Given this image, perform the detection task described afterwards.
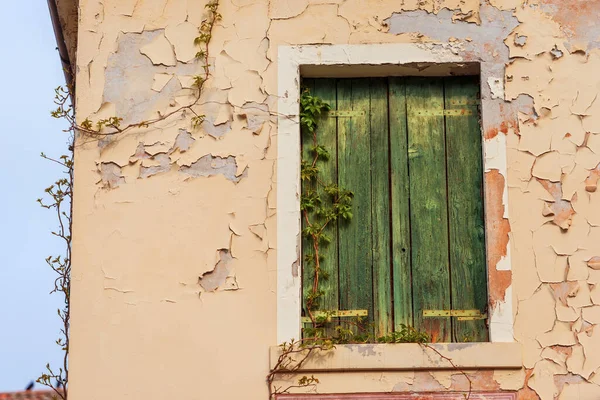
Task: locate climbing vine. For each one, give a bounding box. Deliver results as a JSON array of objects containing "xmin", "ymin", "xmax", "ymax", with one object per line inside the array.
[
  {"xmin": 36, "ymin": 85, "xmax": 73, "ymax": 400},
  {"xmin": 299, "ymin": 89, "xmax": 353, "ymax": 332},
  {"xmin": 37, "ymin": 2, "xmax": 221, "ymax": 398}
]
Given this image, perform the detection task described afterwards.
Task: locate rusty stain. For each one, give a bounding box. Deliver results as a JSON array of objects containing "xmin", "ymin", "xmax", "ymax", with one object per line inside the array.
[
  {"xmin": 539, "ymin": 0, "xmax": 600, "ymax": 43},
  {"xmin": 513, "ymin": 369, "xmax": 540, "ymax": 400},
  {"xmin": 517, "ymin": 369, "xmax": 540, "ymax": 400},
  {"xmin": 423, "ymin": 319, "xmax": 442, "ymax": 343},
  {"xmin": 485, "ymin": 170, "xmax": 510, "ymax": 269},
  {"xmin": 485, "ymin": 117, "xmax": 518, "ymax": 140},
  {"xmin": 485, "ymin": 126, "xmax": 500, "ymax": 140},
  {"xmin": 450, "ymin": 370, "xmax": 500, "ymax": 391},
  {"xmin": 489, "ymin": 269, "xmax": 512, "ymax": 309},
  {"xmin": 484, "ymin": 169, "xmax": 512, "ymax": 308},
  {"xmin": 549, "ymin": 345, "xmax": 573, "ymax": 358}
]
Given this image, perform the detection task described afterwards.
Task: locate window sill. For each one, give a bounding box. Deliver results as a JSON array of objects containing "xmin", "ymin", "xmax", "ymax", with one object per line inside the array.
[{"xmin": 269, "ymin": 342, "xmax": 522, "ymax": 372}]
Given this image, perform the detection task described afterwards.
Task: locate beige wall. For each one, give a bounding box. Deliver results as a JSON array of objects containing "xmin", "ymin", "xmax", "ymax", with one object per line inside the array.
[{"xmin": 69, "ymin": 0, "xmax": 600, "ymax": 399}]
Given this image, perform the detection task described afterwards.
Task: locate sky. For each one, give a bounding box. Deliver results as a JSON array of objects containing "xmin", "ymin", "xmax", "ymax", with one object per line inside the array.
[{"xmin": 0, "ymin": 1, "xmax": 70, "ymax": 392}]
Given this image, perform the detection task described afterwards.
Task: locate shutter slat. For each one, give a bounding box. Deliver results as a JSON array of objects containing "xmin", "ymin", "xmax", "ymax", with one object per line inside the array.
[
  {"xmin": 444, "ymin": 76, "xmax": 488, "ymax": 342},
  {"xmin": 370, "ymin": 78, "xmax": 393, "ymax": 335},
  {"xmin": 406, "ymin": 78, "xmax": 451, "ymax": 343},
  {"xmin": 338, "ymin": 79, "xmax": 374, "ymax": 333},
  {"xmin": 388, "ymin": 78, "xmax": 413, "ymax": 330},
  {"xmin": 313, "ymin": 79, "xmax": 340, "ymax": 337}
]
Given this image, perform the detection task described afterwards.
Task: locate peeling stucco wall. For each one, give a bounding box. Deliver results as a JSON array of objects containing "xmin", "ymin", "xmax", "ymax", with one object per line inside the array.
[{"xmin": 67, "ymin": 0, "xmax": 600, "ymax": 399}]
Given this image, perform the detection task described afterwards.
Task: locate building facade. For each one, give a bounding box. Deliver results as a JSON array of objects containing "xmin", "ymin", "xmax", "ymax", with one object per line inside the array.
[{"xmin": 50, "ymin": 0, "xmax": 600, "ymax": 399}]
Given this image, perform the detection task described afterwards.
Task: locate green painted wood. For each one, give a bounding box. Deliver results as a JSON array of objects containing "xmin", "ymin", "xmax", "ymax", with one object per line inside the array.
[
  {"xmin": 388, "ymin": 77, "xmax": 413, "ymax": 331},
  {"xmin": 406, "ymin": 78, "xmax": 451, "ymax": 343},
  {"xmin": 304, "ymin": 76, "xmax": 487, "ymax": 343},
  {"xmin": 300, "ymin": 79, "xmax": 340, "ymax": 336},
  {"xmin": 313, "ymin": 79, "xmax": 340, "ymax": 336},
  {"xmin": 370, "ymin": 78, "xmax": 392, "ymax": 335},
  {"xmin": 337, "ymin": 79, "xmax": 374, "ymax": 332},
  {"xmin": 444, "ymin": 76, "xmax": 488, "ymax": 342}
]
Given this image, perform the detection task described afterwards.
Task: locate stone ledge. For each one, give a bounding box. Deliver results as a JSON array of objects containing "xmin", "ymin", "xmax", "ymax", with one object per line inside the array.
[
  {"xmin": 270, "ymin": 342, "xmax": 522, "ymax": 372},
  {"xmin": 276, "ymin": 393, "xmax": 516, "ymax": 399}
]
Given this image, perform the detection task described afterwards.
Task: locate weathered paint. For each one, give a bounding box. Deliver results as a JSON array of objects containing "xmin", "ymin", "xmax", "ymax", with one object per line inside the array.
[{"xmin": 49, "ymin": 0, "xmax": 600, "ymax": 398}]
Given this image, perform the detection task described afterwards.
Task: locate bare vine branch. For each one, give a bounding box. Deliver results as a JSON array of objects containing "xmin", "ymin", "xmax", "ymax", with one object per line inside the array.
[
  {"xmin": 420, "ymin": 343, "xmax": 473, "ymax": 400},
  {"xmin": 36, "ymin": 115, "xmax": 73, "ymax": 400},
  {"xmin": 37, "ymin": 3, "xmax": 222, "ymax": 398},
  {"xmin": 267, "ymin": 338, "xmax": 333, "ymax": 399}
]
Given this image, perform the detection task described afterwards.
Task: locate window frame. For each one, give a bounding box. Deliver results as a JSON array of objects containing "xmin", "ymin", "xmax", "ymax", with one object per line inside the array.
[{"xmin": 276, "ymin": 44, "xmax": 515, "ymax": 345}]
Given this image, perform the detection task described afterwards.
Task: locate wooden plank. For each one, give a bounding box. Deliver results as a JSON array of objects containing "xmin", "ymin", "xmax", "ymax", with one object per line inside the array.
[
  {"xmin": 388, "ymin": 77, "xmax": 413, "ymax": 331},
  {"xmin": 444, "ymin": 76, "xmax": 488, "ymax": 342},
  {"xmin": 406, "ymin": 78, "xmax": 451, "ymax": 342},
  {"xmin": 312, "ymin": 79, "xmax": 340, "ymax": 336},
  {"xmin": 370, "ymin": 78, "xmax": 392, "ymax": 335},
  {"xmin": 337, "ymin": 79, "xmax": 374, "ymax": 333},
  {"xmin": 300, "ymin": 79, "xmax": 339, "ymax": 337}
]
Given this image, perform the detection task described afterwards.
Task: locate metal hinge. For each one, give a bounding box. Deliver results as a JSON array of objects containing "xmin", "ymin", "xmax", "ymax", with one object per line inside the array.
[
  {"xmin": 328, "ymin": 110, "xmax": 366, "ymax": 118},
  {"xmin": 411, "ymin": 109, "xmax": 475, "ymax": 117},
  {"xmin": 423, "ymin": 309, "xmax": 487, "ymax": 321},
  {"xmin": 301, "ymin": 309, "xmax": 368, "ymax": 323}
]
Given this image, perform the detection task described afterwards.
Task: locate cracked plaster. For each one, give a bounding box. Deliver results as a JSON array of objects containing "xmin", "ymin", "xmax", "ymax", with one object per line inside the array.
[{"xmin": 68, "ymin": 0, "xmax": 600, "ymax": 399}]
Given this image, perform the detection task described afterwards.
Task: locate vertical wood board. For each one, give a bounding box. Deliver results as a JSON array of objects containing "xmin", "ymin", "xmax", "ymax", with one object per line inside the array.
[
  {"xmin": 444, "ymin": 76, "xmax": 488, "ymax": 342},
  {"xmin": 337, "ymin": 79, "xmax": 375, "ymax": 330},
  {"xmin": 406, "ymin": 78, "xmax": 451, "ymax": 342},
  {"xmin": 388, "ymin": 77, "xmax": 413, "ymax": 330},
  {"xmin": 370, "ymin": 78, "xmax": 392, "ymax": 335}
]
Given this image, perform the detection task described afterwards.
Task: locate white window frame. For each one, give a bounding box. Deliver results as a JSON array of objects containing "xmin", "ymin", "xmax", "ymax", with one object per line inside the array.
[{"xmin": 276, "ymin": 44, "xmax": 514, "ymax": 344}]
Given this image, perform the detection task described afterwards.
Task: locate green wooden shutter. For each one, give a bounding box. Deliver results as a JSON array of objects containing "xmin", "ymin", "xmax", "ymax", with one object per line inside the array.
[{"xmin": 301, "ymin": 76, "xmax": 487, "ymax": 342}]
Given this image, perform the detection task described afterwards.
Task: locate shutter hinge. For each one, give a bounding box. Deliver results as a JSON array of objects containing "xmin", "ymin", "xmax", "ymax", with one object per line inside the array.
[
  {"xmin": 423, "ymin": 309, "xmax": 487, "ymax": 321},
  {"xmin": 301, "ymin": 309, "xmax": 368, "ymax": 323},
  {"xmin": 328, "ymin": 110, "xmax": 366, "ymax": 118},
  {"xmin": 411, "ymin": 109, "xmax": 475, "ymax": 117}
]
